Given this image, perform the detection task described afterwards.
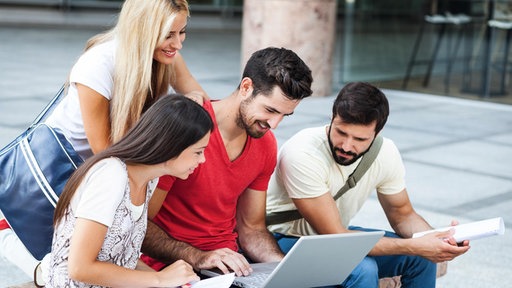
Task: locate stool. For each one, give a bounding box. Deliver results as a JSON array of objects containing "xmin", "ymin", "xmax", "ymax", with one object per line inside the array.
[
  {"xmin": 403, "ymin": 12, "xmax": 471, "ymax": 93},
  {"xmin": 484, "ymin": 19, "xmax": 512, "ymax": 97}
]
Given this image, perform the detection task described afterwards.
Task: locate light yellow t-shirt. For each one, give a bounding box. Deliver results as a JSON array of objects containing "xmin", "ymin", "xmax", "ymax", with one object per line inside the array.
[{"xmin": 266, "ymin": 126, "xmax": 405, "ymax": 236}]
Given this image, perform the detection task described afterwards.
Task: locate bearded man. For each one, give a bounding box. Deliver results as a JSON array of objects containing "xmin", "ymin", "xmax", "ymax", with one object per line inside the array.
[{"xmin": 265, "ymin": 82, "xmax": 470, "ymax": 288}]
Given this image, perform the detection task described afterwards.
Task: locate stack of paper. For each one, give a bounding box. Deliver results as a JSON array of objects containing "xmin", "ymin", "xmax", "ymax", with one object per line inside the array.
[
  {"xmin": 190, "ymin": 272, "xmax": 235, "ymax": 288},
  {"xmin": 412, "ymin": 217, "xmax": 505, "ymax": 242}
]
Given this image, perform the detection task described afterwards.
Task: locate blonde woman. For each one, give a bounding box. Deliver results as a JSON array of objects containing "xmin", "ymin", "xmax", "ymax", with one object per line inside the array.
[
  {"xmin": 0, "ymin": 0, "xmax": 206, "ymax": 284},
  {"xmin": 47, "ymin": 0, "xmax": 205, "ymax": 159}
]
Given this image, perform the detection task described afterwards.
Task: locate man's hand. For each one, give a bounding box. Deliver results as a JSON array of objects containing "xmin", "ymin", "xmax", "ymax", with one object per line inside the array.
[
  {"xmin": 194, "ymin": 248, "xmax": 253, "ymax": 277},
  {"xmin": 413, "ymin": 229, "xmax": 470, "ymax": 263}
]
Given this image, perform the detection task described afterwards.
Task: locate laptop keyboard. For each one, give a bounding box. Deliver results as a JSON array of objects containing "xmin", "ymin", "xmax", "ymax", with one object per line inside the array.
[{"xmin": 234, "ymin": 272, "xmax": 269, "ymax": 288}]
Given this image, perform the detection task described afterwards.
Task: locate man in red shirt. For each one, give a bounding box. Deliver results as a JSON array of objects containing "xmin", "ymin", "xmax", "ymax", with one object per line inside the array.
[{"xmin": 140, "ymin": 47, "xmax": 313, "ymax": 276}]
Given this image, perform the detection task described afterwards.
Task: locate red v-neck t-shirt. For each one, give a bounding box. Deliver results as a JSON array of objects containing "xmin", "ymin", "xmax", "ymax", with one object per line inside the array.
[{"xmin": 143, "ymin": 100, "xmax": 277, "ymax": 270}]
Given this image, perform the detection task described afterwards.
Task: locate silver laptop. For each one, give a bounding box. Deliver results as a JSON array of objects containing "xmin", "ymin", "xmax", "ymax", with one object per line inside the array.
[{"xmin": 201, "ymin": 231, "xmax": 384, "ymax": 288}]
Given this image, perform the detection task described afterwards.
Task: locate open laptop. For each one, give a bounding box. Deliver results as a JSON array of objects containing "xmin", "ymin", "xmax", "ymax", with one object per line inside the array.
[{"xmin": 201, "ymin": 231, "xmax": 384, "ymax": 288}]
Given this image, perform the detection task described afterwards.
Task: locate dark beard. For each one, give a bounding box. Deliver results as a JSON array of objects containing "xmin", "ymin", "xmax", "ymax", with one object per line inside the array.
[
  {"xmin": 235, "ymin": 99, "xmax": 269, "ymax": 139},
  {"xmin": 327, "ymin": 125, "xmax": 365, "ymax": 166}
]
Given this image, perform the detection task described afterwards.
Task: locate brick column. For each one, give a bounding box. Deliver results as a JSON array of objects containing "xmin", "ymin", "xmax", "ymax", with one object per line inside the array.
[{"xmin": 242, "ymin": 0, "xmax": 338, "ymax": 97}]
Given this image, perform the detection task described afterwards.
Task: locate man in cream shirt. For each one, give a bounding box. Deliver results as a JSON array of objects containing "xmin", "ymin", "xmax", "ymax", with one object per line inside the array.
[{"xmin": 266, "ymin": 82, "xmax": 470, "ymax": 288}]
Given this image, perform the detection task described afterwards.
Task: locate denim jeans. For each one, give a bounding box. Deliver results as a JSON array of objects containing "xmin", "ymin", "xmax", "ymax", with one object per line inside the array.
[{"xmin": 274, "ymin": 226, "xmax": 436, "ymax": 288}]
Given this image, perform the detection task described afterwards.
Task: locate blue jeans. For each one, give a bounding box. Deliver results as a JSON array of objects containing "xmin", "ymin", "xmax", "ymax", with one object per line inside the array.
[{"xmin": 274, "ymin": 227, "xmax": 436, "ymax": 288}]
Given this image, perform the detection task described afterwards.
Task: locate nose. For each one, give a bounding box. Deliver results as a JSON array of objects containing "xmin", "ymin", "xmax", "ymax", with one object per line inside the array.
[
  {"xmin": 172, "ymin": 36, "xmax": 183, "ymax": 50},
  {"xmin": 198, "ymin": 153, "xmax": 206, "ymax": 164},
  {"xmin": 173, "ymin": 37, "xmax": 183, "ymax": 50},
  {"xmin": 341, "ymin": 137, "xmax": 354, "ymax": 152},
  {"xmin": 267, "ymin": 114, "xmax": 285, "ymax": 129}
]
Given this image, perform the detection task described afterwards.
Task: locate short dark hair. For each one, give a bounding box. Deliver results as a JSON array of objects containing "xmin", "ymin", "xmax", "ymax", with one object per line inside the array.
[
  {"xmin": 332, "ymin": 82, "xmax": 389, "ymax": 134},
  {"xmin": 241, "ymin": 47, "xmax": 313, "ymax": 100}
]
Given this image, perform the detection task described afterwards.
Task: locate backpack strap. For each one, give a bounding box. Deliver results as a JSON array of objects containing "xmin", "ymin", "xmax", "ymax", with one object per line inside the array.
[
  {"xmin": 266, "ymin": 135, "xmax": 383, "ymax": 226},
  {"xmin": 30, "ymin": 84, "xmax": 67, "ymax": 128}
]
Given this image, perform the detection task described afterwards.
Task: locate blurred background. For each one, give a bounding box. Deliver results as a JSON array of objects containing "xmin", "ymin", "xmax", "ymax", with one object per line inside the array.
[
  {"xmin": 1, "ymin": 0, "xmax": 512, "ymax": 104},
  {"xmin": 0, "ymin": 0, "xmax": 511, "ymax": 287}
]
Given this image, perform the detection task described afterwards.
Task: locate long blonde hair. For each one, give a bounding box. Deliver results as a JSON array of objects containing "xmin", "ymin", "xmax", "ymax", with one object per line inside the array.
[{"xmin": 84, "ymin": 0, "xmax": 190, "ymax": 142}]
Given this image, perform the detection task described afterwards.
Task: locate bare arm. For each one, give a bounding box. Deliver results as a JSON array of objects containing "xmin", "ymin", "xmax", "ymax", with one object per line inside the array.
[
  {"xmin": 171, "ymin": 52, "xmax": 209, "ymax": 103},
  {"xmin": 143, "ymin": 188, "xmax": 252, "ymax": 276},
  {"xmin": 76, "ymin": 83, "xmax": 111, "ymax": 154},
  {"xmin": 292, "ymin": 188, "xmax": 470, "ymax": 262},
  {"xmin": 292, "ymin": 192, "xmax": 349, "ymax": 234},
  {"xmin": 372, "ymin": 189, "xmax": 470, "ymax": 262},
  {"xmin": 378, "ymin": 188, "xmax": 432, "ymax": 238},
  {"xmin": 144, "ymin": 187, "xmax": 201, "ymax": 266},
  {"xmin": 68, "ymin": 218, "xmax": 198, "ymax": 287},
  {"xmin": 236, "ymin": 188, "xmax": 284, "ymax": 263}
]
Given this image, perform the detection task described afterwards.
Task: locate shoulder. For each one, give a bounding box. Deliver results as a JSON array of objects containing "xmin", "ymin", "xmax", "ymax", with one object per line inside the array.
[
  {"xmin": 279, "ymin": 126, "xmax": 329, "ymax": 163},
  {"xmin": 87, "ymin": 157, "xmax": 127, "ymax": 184},
  {"xmin": 77, "ymin": 40, "xmax": 115, "ymax": 63},
  {"xmin": 277, "ymin": 127, "xmax": 332, "ymax": 179},
  {"xmin": 286, "ymin": 126, "xmax": 326, "ymax": 146},
  {"xmin": 70, "ymin": 40, "xmax": 115, "ymax": 97},
  {"xmin": 376, "ymin": 137, "xmax": 402, "ymax": 163},
  {"xmin": 94, "ymin": 157, "xmax": 125, "ymax": 171},
  {"xmin": 371, "ymin": 137, "xmax": 406, "ymax": 194}
]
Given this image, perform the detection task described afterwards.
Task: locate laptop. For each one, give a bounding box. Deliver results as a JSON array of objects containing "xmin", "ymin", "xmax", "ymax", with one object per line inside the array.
[{"xmin": 201, "ymin": 231, "xmax": 384, "ymax": 288}]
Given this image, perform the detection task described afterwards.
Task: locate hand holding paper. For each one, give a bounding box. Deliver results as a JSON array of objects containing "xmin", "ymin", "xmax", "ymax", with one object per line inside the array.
[{"xmin": 413, "ymin": 217, "xmax": 505, "ymax": 242}]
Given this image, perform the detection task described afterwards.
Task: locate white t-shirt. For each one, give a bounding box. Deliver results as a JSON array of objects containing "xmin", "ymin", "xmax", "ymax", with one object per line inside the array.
[
  {"xmin": 266, "ymin": 126, "xmax": 405, "ymax": 237},
  {"xmin": 45, "ymin": 40, "xmax": 116, "ymax": 160},
  {"xmin": 46, "ymin": 157, "xmax": 158, "ymax": 287}
]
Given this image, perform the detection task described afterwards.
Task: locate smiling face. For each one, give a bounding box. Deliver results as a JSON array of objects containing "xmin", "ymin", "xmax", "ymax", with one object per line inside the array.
[
  {"xmin": 164, "ymin": 132, "xmax": 210, "ymax": 179},
  {"xmin": 153, "ymin": 11, "xmax": 188, "ymax": 65},
  {"xmin": 327, "ymin": 116, "xmax": 376, "ymax": 166},
  {"xmin": 236, "ymin": 83, "xmax": 299, "ymax": 138}
]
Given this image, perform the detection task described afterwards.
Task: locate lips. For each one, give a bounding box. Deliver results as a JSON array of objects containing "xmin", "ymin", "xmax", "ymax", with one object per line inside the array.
[
  {"xmin": 257, "ymin": 121, "xmax": 270, "ymax": 131},
  {"xmin": 335, "ymin": 148, "xmax": 356, "ymax": 159},
  {"xmin": 336, "ymin": 151, "xmax": 351, "ymax": 159},
  {"xmin": 162, "ymin": 49, "xmax": 176, "ymax": 57}
]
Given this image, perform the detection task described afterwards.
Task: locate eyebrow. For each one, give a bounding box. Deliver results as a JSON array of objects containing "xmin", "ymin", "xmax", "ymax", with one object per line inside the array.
[
  {"xmin": 168, "ymin": 25, "xmax": 187, "ymax": 35},
  {"xmin": 334, "ymin": 126, "xmax": 371, "ymax": 141},
  {"xmin": 266, "ymin": 106, "xmax": 294, "ymax": 116}
]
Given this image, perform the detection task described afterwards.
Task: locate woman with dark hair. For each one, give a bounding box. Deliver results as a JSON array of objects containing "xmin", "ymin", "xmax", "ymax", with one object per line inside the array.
[
  {"xmin": 46, "ymin": 94, "xmax": 213, "ymax": 288},
  {"xmin": 0, "ymin": 0, "xmax": 209, "ymax": 282}
]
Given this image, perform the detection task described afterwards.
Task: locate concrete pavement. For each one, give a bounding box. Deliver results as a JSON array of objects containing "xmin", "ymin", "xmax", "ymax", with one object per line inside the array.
[{"xmin": 1, "ymin": 6, "xmax": 511, "ymax": 288}]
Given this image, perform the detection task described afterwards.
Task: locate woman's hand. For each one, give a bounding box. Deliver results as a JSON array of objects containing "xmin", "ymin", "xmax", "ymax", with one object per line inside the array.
[
  {"xmin": 185, "ymin": 90, "xmax": 207, "ymax": 105},
  {"xmin": 157, "ymin": 259, "xmax": 200, "ymax": 287}
]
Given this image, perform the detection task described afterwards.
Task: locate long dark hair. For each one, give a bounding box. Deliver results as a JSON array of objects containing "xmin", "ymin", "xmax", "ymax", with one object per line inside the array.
[{"xmin": 54, "ymin": 94, "xmax": 213, "ymax": 225}]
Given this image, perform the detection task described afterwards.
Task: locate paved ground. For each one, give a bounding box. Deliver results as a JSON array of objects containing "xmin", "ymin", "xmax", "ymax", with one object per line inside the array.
[{"xmin": 1, "ymin": 6, "xmax": 511, "ymax": 288}]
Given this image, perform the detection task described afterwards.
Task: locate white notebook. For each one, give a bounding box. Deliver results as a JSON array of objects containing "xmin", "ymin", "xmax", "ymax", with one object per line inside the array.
[{"xmin": 412, "ymin": 217, "xmax": 505, "ymax": 242}]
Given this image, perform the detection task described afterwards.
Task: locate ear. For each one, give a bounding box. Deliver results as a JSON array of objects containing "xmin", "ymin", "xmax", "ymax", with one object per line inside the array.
[{"xmin": 239, "ymin": 77, "xmax": 253, "ymax": 99}]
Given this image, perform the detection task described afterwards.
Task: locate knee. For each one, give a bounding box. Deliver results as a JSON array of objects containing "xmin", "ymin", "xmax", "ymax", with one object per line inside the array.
[
  {"xmin": 400, "ymin": 255, "xmax": 437, "ymax": 282},
  {"xmin": 412, "ymin": 255, "xmax": 436, "ymax": 274},
  {"xmin": 343, "ymin": 257, "xmax": 379, "ymax": 287},
  {"xmin": 355, "ymin": 257, "xmax": 379, "ymax": 276}
]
